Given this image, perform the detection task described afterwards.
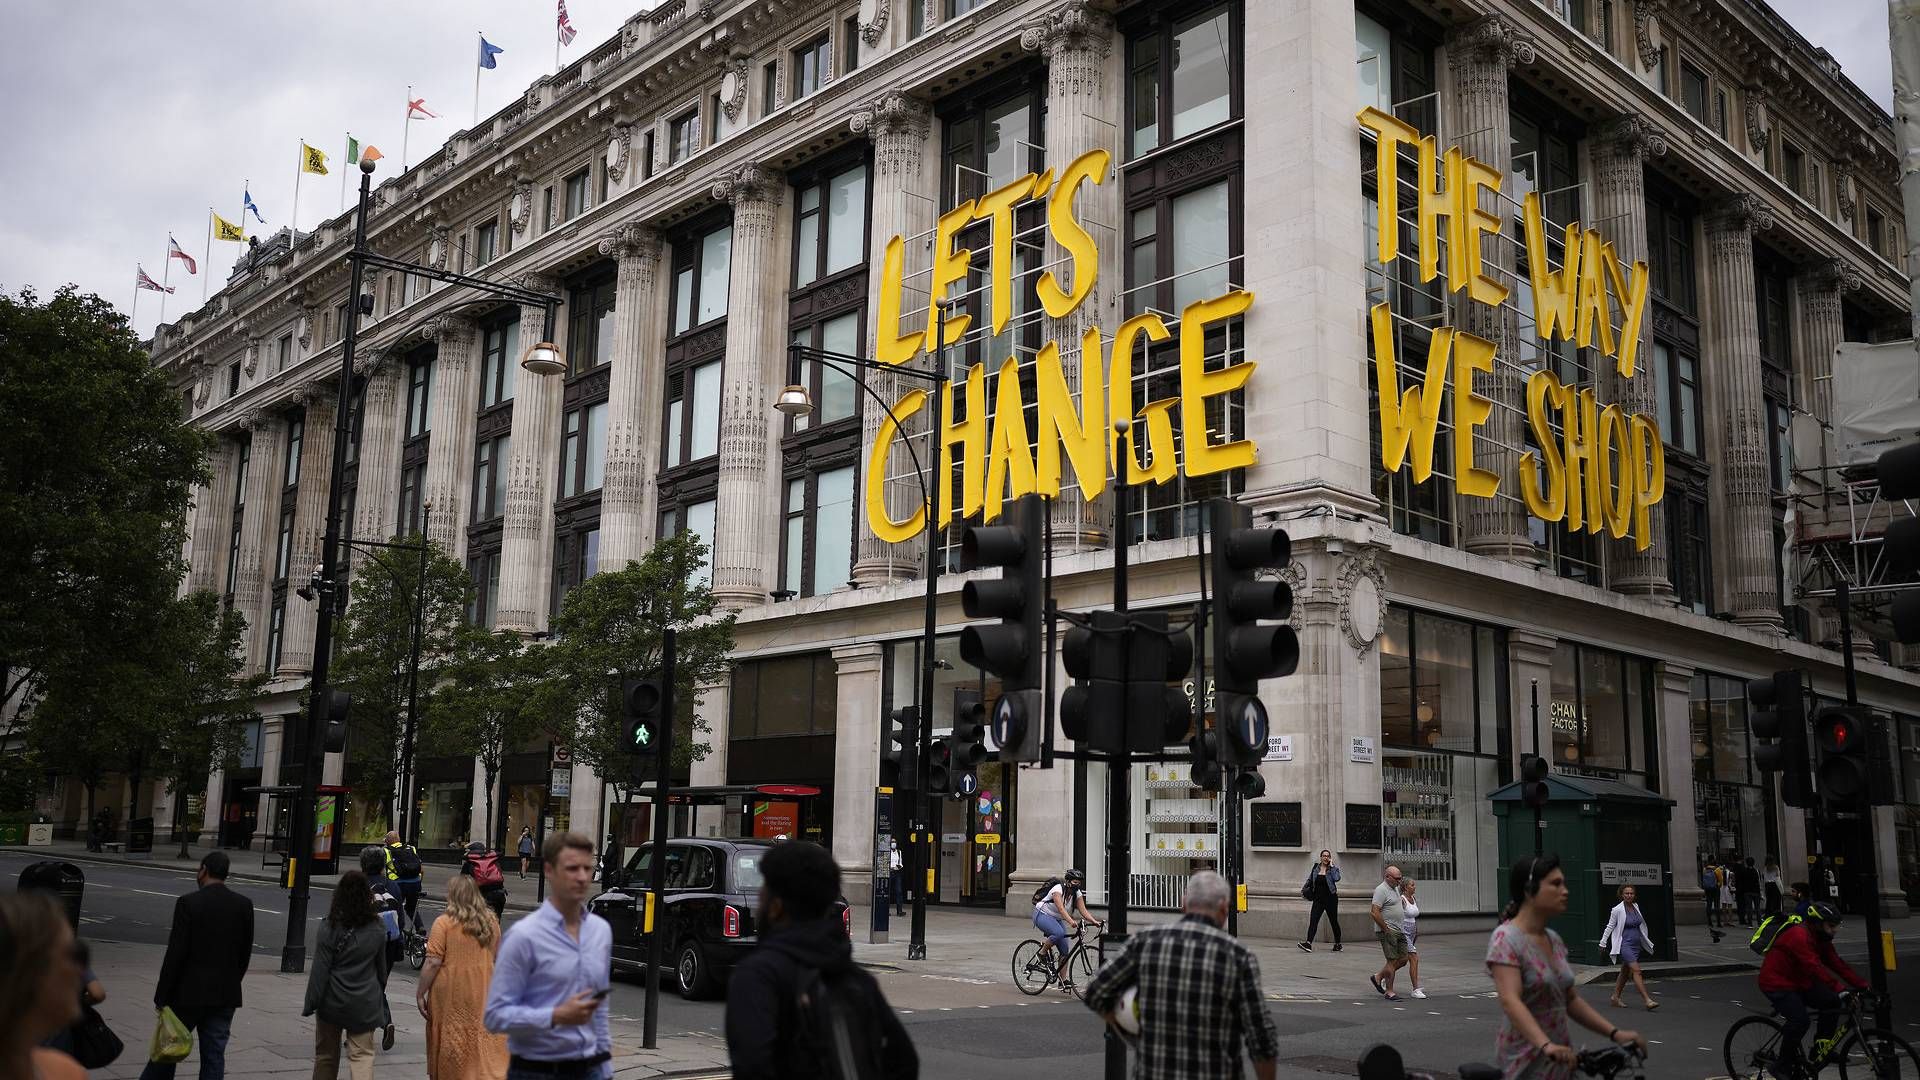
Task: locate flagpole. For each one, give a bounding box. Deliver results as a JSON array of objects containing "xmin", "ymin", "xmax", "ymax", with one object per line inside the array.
[
  {"xmin": 132, "ymin": 273, "xmax": 140, "ymax": 329},
  {"xmin": 291, "ymin": 143, "xmax": 305, "ymax": 266},
  {"xmin": 475, "ymin": 33, "xmax": 483, "ymax": 126},
  {"xmin": 340, "ymin": 132, "xmax": 350, "ymax": 211},
  {"xmin": 160, "ymin": 247, "xmax": 171, "ymax": 323},
  {"xmin": 402, "ymin": 86, "xmax": 412, "ymax": 171},
  {"xmin": 202, "ymin": 210, "xmax": 213, "ymax": 303}
]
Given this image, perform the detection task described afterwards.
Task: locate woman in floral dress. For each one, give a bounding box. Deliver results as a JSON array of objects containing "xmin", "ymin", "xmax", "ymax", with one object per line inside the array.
[
  {"xmin": 1485, "ymin": 854, "xmax": 1648, "ymax": 1079},
  {"xmin": 416, "ymin": 875, "xmax": 508, "ymax": 1080}
]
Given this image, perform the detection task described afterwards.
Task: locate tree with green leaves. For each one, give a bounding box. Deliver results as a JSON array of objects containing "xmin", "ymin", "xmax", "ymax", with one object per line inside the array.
[
  {"xmin": 548, "ymin": 530, "xmax": 736, "ymax": 782},
  {"xmin": 330, "ymin": 537, "xmax": 471, "ymax": 837},
  {"xmin": 0, "ymin": 285, "xmax": 209, "ymax": 734},
  {"xmin": 424, "ymin": 627, "xmax": 557, "ymax": 850},
  {"xmin": 149, "ymin": 591, "xmax": 266, "ymax": 855}
]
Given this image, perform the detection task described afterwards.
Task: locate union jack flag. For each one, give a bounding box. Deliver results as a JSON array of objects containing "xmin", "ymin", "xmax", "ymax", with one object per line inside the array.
[
  {"xmin": 135, "ymin": 265, "xmax": 174, "ymax": 294},
  {"xmin": 557, "ymin": 0, "xmax": 577, "ymax": 46}
]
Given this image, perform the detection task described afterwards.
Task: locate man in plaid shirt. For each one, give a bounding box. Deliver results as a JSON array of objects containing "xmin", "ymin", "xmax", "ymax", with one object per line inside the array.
[{"xmin": 1084, "ymin": 871, "xmax": 1280, "ymax": 1079}]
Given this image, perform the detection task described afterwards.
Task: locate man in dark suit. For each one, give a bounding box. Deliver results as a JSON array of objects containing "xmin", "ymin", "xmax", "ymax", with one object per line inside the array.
[{"xmin": 140, "ymin": 851, "xmax": 254, "ymax": 1080}]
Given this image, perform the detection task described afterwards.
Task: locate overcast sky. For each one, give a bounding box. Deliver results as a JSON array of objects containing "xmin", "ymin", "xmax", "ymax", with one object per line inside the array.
[{"xmin": 0, "ymin": 1, "xmax": 1894, "ymax": 342}]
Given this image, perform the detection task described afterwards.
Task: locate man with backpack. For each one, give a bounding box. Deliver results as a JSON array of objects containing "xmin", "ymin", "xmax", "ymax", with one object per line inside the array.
[
  {"xmin": 1699, "ymin": 859, "xmax": 1725, "ymax": 943},
  {"xmin": 462, "ymin": 840, "xmax": 509, "ymax": 917},
  {"xmin": 725, "ymin": 841, "xmax": 917, "ymax": 1079},
  {"xmin": 383, "ymin": 830, "xmax": 425, "ymax": 932},
  {"xmin": 1757, "ymin": 902, "xmax": 1867, "ymax": 1072}
]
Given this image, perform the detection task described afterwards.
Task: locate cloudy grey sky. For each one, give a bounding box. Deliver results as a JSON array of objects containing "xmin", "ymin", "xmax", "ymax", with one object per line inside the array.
[{"xmin": 0, "ymin": 1, "xmax": 1893, "ymax": 341}]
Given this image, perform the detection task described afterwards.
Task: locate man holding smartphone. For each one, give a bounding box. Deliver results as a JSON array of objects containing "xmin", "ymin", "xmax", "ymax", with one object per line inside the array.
[{"xmin": 485, "ymin": 831, "xmax": 614, "ymax": 1079}]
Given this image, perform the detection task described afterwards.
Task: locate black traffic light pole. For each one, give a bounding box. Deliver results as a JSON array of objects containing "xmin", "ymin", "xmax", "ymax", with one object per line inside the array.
[
  {"xmin": 1105, "ymin": 421, "xmax": 1133, "ymax": 1080},
  {"xmin": 643, "ymin": 628, "xmax": 675, "ymax": 1050},
  {"xmin": 1831, "ymin": 580, "xmax": 1891, "ymax": 1030}
]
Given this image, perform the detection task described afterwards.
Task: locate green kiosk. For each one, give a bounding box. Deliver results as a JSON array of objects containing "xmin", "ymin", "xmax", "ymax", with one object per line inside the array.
[{"xmin": 1491, "ymin": 774, "xmax": 1676, "ymax": 965}]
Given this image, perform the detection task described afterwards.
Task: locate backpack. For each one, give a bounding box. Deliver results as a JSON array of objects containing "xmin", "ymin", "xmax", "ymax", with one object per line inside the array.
[
  {"xmin": 469, "ymin": 852, "xmax": 504, "ymax": 887},
  {"xmin": 1750, "ymin": 913, "xmax": 1801, "ymax": 956},
  {"xmin": 1031, "ymin": 876, "xmax": 1062, "ymax": 905},
  {"xmin": 389, "ymin": 844, "xmax": 422, "ymax": 880},
  {"xmin": 1699, "ymin": 868, "xmax": 1717, "ymax": 892},
  {"xmin": 794, "ymin": 966, "xmax": 888, "ymax": 1080}
]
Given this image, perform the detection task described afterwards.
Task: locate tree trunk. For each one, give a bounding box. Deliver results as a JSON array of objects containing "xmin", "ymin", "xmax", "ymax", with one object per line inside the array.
[
  {"xmin": 82, "ymin": 780, "xmax": 97, "ymax": 849},
  {"xmin": 484, "ymin": 757, "xmax": 499, "ymax": 853},
  {"xmin": 173, "ymin": 781, "xmax": 192, "ymax": 858}
]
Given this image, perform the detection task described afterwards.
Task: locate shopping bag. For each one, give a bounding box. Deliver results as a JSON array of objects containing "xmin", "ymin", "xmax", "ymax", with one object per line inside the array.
[{"xmin": 148, "ymin": 1006, "xmax": 193, "ymax": 1064}]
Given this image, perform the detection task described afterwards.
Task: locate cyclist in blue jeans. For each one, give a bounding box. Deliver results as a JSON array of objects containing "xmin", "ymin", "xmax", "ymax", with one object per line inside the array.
[{"xmin": 1032, "ymin": 869, "xmax": 1101, "ymax": 990}]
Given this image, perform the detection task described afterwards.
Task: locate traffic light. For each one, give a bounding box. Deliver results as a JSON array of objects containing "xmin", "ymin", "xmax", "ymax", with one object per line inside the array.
[
  {"xmin": 1520, "ymin": 753, "xmax": 1549, "ymax": 810},
  {"xmin": 882, "ymin": 706, "xmax": 919, "ymax": 792},
  {"xmin": 1207, "ymin": 498, "xmax": 1296, "ymax": 766},
  {"xmin": 320, "ymin": 689, "xmax": 351, "ymax": 753},
  {"xmin": 993, "ymin": 688, "xmax": 1044, "ymax": 763},
  {"xmin": 1815, "ymin": 705, "xmax": 1874, "ymax": 811},
  {"xmin": 925, "ymin": 737, "xmax": 954, "ymax": 796},
  {"xmin": 1061, "ymin": 610, "xmax": 1128, "ymax": 751},
  {"xmin": 621, "ymin": 677, "xmax": 665, "ymax": 758},
  {"xmin": 1747, "ymin": 670, "xmax": 1812, "ymax": 808},
  {"xmin": 1874, "ymin": 444, "xmax": 1920, "ymax": 642},
  {"xmin": 1124, "ymin": 611, "xmax": 1195, "ymax": 753},
  {"xmin": 950, "ymin": 690, "xmax": 988, "ymax": 794},
  {"xmin": 959, "ymin": 494, "xmax": 1045, "ymax": 691},
  {"xmin": 1230, "ymin": 767, "xmax": 1267, "ymax": 799},
  {"xmin": 1189, "ymin": 722, "xmax": 1223, "ymax": 791}
]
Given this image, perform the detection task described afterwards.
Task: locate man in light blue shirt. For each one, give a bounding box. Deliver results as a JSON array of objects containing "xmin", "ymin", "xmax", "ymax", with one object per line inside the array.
[{"xmin": 485, "ymin": 831, "xmax": 613, "ymax": 1079}]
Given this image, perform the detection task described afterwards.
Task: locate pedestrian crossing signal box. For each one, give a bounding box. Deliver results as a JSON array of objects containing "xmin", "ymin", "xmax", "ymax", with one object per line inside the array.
[{"xmin": 1491, "ymin": 773, "xmax": 1674, "ymax": 965}]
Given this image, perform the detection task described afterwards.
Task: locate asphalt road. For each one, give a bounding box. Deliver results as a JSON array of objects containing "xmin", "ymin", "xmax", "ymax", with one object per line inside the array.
[{"xmin": 14, "ymin": 850, "xmax": 1919, "ymax": 1079}]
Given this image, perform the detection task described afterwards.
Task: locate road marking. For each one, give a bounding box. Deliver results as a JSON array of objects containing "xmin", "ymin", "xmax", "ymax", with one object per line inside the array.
[{"xmin": 132, "ymin": 888, "xmax": 178, "ymax": 898}]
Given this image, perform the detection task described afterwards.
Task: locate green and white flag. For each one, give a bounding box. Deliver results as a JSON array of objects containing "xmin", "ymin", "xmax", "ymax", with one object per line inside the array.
[{"xmin": 346, "ymin": 134, "xmax": 360, "ymax": 164}]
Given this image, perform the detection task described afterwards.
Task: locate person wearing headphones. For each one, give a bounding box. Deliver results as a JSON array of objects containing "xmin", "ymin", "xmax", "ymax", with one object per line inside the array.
[
  {"xmin": 1758, "ymin": 902, "xmax": 1868, "ymax": 1071},
  {"xmin": 1486, "ymin": 853, "xmax": 1646, "ymax": 1079}
]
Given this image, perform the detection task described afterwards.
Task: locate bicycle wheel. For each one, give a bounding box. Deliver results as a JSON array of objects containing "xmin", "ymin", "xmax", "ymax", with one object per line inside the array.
[
  {"xmin": 1725, "ymin": 1014, "xmax": 1793, "ymax": 1080},
  {"xmin": 1066, "ymin": 941, "xmax": 1100, "ymax": 1000},
  {"xmin": 1011, "ymin": 940, "xmax": 1052, "ymax": 996},
  {"xmin": 406, "ymin": 933, "xmax": 427, "ymax": 970},
  {"xmin": 1836, "ymin": 1029, "xmax": 1920, "ymax": 1079}
]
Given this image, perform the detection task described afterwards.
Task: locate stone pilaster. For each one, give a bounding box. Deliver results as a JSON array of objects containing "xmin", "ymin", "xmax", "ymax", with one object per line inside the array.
[
  {"xmin": 849, "ymin": 93, "xmax": 935, "ymax": 586},
  {"xmin": 1240, "ymin": 0, "xmax": 1375, "ymax": 517},
  {"xmin": 1591, "ymin": 115, "xmax": 1674, "ymax": 597},
  {"xmin": 187, "ymin": 439, "xmax": 237, "ymax": 595},
  {"xmin": 1656, "ymin": 661, "xmax": 1703, "ymax": 926},
  {"xmin": 1022, "ymin": 1, "xmax": 1116, "ymax": 552},
  {"xmin": 830, "ymin": 643, "xmax": 884, "ymax": 910},
  {"xmin": 422, "ymin": 315, "xmax": 482, "ymax": 561},
  {"xmin": 235, "ymin": 412, "xmax": 286, "ymax": 675},
  {"xmin": 1702, "ymin": 195, "xmax": 1783, "ymax": 630},
  {"xmin": 597, "ymin": 224, "xmax": 666, "ymax": 572},
  {"xmin": 688, "ymin": 677, "xmax": 732, "ymax": 838},
  {"xmin": 1448, "ymin": 16, "xmax": 1535, "ymax": 562},
  {"xmin": 278, "ymin": 386, "xmax": 338, "ymax": 677},
  {"xmin": 254, "ymin": 715, "xmax": 283, "ymax": 850},
  {"xmin": 497, "ymin": 277, "xmax": 562, "ymax": 635},
  {"xmin": 352, "ymin": 350, "xmax": 406, "ymax": 544},
  {"xmin": 1795, "ymin": 258, "xmax": 1863, "ymax": 424},
  {"xmin": 710, "ymin": 165, "xmax": 789, "ymax": 611}
]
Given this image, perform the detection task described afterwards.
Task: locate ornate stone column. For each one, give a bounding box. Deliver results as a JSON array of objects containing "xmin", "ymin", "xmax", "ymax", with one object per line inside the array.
[
  {"xmin": 1023, "ymin": 1, "xmax": 1116, "ymax": 553},
  {"xmin": 352, "ymin": 350, "xmax": 406, "ymax": 544},
  {"xmin": 1702, "ymin": 195, "xmax": 1782, "ymax": 630},
  {"xmin": 1449, "ymin": 16, "xmax": 1535, "ymax": 562},
  {"xmin": 1591, "ymin": 115, "xmax": 1674, "ymax": 597},
  {"xmin": 278, "ymin": 385, "xmax": 338, "ymax": 677},
  {"xmin": 1796, "ymin": 258, "xmax": 1863, "ymax": 424},
  {"xmin": 186, "ymin": 439, "xmax": 237, "ymax": 595},
  {"xmin": 1657, "ymin": 661, "xmax": 1704, "ymax": 924},
  {"xmin": 710, "ymin": 165, "xmax": 789, "ymax": 611},
  {"xmin": 597, "ymin": 224, "xmax": 666, "ymax": 572},
  {"xmin": 829, "ymin": 642, "xmax": 884, "ymax": 909},
  {"xmin": 850, "ymin": 93, "xmax": 935, "ymax": 586},
  {"xmin": 235, "ymin": 412, "xmax": 286, "ymax": 675},
  {"xmin": 422, "ymin": 315, "xmax": 482, "ymax": 562},
  {"xmin": 497, "ymin": 277, "xmax": 563, "ymax": 635}
]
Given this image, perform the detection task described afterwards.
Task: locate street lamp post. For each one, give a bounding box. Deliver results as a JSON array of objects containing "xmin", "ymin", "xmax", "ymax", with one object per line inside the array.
[
  {"xmin": 778, "ymin": 335, "xmax": 948, "ymax": 960},
  {"xmin": 281, "ymin": 159, "xmax": 563, "ymax": 973}
]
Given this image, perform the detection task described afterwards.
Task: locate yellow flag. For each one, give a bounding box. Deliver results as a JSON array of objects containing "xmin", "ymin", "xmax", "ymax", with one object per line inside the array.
[
  {"xmin": 301, "ymin": 142, "xmax": 329, "ymax": 176},
  {"xmin": 213, "ymin": 212, "xmax": 246, "ymax": 243}
]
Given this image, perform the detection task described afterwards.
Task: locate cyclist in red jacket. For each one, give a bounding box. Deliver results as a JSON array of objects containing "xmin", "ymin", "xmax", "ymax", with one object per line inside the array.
[{"xmin": 1758, "ymin": 903, "xmax": 1867, "ymax": 1070}]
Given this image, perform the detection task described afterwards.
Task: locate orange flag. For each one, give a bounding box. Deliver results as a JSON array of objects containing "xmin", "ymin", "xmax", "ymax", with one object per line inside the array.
[{"xmin": 361, "ymin": 145, "xmax": 385, "ymax": 164}]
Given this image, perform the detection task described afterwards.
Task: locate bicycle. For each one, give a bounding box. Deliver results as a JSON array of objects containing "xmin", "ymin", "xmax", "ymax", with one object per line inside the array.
[
  {"xmin": 401, "ymin": 922, "xmax": 428, "ymax": 970},
  {"xmin": 1358, "ymin": 1041, "xmax": 1647, "ymax": 1080},
  {"xmin": 1012, "ymin": 922, "xmax": 1103, "ymax": 1000},
  {"xmin": 1724, "ymin": 990, "xmax": 1919, "ymax": 1079}
]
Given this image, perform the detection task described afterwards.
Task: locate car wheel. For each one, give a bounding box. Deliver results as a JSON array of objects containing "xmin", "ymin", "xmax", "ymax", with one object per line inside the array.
[{"xmin": 676, "ymin": 941, "xmax": 715, "ymax": 1000}]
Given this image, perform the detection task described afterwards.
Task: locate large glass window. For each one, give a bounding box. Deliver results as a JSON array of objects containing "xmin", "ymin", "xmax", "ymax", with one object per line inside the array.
[
  {"xmin": 473, "ymin": 220, "xmax": 498, "ymax": 267},
  {"xmin": 472, "ymin": 434, "xmax": 511, "ymax": 522},
  {"xmin": 479, "ymin": 317, "xmax": 520, "ymax": 408},
  {"xmin": 563, "ymin": 168, "xmax": 590, "ymax": 220},
  {"xmin": 664, "ymin": 360, "xmax": 722, "ymax": 467},
  {"xmin": 672, "ymin": 224, "xmax": 733, "ymax": 335},
  {"xmin": 405, "ymin": 358, "xmax": 433, "ymax": 439},
  {"xmin": 568, "ymin": 275, "xmax": 617, "ymax": 376},
  {"xmin": 1690, "ymin": 671, "xmax": 1777, "ymax": 866},
  {"xmin": 793, "ymin": 164, "xmax": 868, "ymax": 288},
  {"xmin": 1645, "ymin": 199, "xmax": 1698, "ymax": 315},
  {"xmin": 788, "ymin": 313, "xmax": 861, "ymax": 431},
  {"xmin": 266, "ymin": 603, "xmax": 285, "ymax": 676},
  {"xmin": 669, "ymin": 110, "xmax": 698, "ymax": 164},
  {"xmin": 658, "ymin": 499, "xmax": 717, "ymax": 586},
  {"xmin": 778, "ymin": 464, "xmax": 856, "ymax": 598},
  {"xmin": 1547, "ymin": 641, "xmax": 1657, "ymax": 785},
  {"xmin": 274, "ymin": 505, "xmax": 294, "ymax": 581},
  {"xmin": 1127, "ymin": 3, "xmax": 1236, "ymax": 156},
  {"xmin": 398, "ymin": 461, "xmax": 426, "ymax": 537},
  {"xmin": 467, "ymin": 549, "xmax": 502, "ymax": 629},
  {"xmin": 1649, "ymin": 341, "xmax": 1702, "ymax": 457},
  {"xmin": 559, "ymin": 402, "xmax": 608, "ymax": 499},
  {"xmin": 225, "ymin": 440, "xmax": 250, "ymax": 598},
  {"xmin": 283, "ymin": 415, "xmax": 304, "ymax": 487},
  {"xmin": 792, "ymin": 33, "xmax": 830, "ymax": 100},
  {"xmin": 551, "ymin": 526, "xmax": 600, "ymax": 617}
]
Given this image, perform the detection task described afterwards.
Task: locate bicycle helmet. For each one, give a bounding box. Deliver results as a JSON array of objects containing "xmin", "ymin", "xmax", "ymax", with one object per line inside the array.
[
  {"xmin": 1064, "ymin": 868, "xmax": 1085, "ymax": 882},
  {"xmin": 1804, "ymin": 901, "xmax": 1841, "ymax": 924}
]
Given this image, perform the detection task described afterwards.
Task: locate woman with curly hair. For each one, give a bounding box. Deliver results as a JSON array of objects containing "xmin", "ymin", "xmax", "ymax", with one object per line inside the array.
[
  {"xmin": 0, "ymin": 891, "xmax": 87, "ymax": 1080},
  {"xmin": 304, "ymin": 870, "xmax": 392, "ymax": 1079},
  {"xmin": 417, "ymin": 876, "xmax": 509, "ymax": 1080}
]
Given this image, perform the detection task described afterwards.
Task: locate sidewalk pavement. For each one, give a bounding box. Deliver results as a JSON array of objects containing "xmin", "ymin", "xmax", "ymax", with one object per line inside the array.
[
  {"xmin": 847, "ymin": 904, "xmax": 1914, "ymax": 1001},
  {"xmin": 80, "ymin": 940, "xmax": 729, "ymax": 1079}
]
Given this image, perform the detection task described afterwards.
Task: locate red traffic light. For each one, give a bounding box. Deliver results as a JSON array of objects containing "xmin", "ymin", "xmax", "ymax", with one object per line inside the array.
[{"xmin": 1817, "ymin": 711, "xmax": 1861, "ymax": 754}]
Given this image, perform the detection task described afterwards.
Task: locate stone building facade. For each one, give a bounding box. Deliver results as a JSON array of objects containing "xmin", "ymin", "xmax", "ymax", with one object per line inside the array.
[{"xmin": 126, "ymin": 0, "xmax": 1920, "ymax": 923}]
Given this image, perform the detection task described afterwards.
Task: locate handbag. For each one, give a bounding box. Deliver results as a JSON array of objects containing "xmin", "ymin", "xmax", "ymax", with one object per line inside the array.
[
  {"xmin": 68, "ymin": 1003, "xmax": 125, "ymax": 1068},
  {"xmin": 149, "ymin": 1006, "xmax": 193, "ymax": 1064},
  {"xmin": 1300, "ymin": 880, "xmax": 1314, "ymax": 900}
]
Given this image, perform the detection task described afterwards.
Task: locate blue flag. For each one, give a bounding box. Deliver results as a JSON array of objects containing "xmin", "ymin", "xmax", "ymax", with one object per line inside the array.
[
  {"xmin": 243, "ymin": 189, "xmax": 265, "ymax": 224},
  {"xmin": 479, "ymin": 35, "xmax": 504, "ymax": 69}
]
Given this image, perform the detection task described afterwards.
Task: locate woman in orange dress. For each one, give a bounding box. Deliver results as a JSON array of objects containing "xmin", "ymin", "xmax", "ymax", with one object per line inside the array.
[{"xmin": 415, "ymin": 875, "xmax": 509, "ymax": 1080}]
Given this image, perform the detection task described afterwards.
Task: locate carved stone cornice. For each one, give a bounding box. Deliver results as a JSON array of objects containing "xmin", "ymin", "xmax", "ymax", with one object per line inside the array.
[
  {"xmin": 512, "ymin": 271, "xmax": 557, "ymax": 297},
  {"xmin": 1632, "ymin": 0, "xmax": 1661, "ymax": 71},
  {"xmin": 1807, "ymin": 257, "xmax": 1865, "ymax": 294},
  {"xmin": 423, "ymin": 314, "xmax": 477, "ymax": 359},
  {"xmin": 858, "ymin": 0, "xmax": 889, "ymax": 46},
  {"xmin": 352, "ymin": 346, "xmax": 390, "ymax": 378},
  {"xmin": 1705, "ymin": 193, "xmax": 1775, "ymax": 238},
  {"xmin": 1835, "ymin": 160, "xmax": 1858, "ymax": 220},
  {"xmin": 849, "ymin": 91, "xmax": 931, "ymax": 141},
  {"xmin": 1447, "ymin": 14, "xmax": 1537, "ymax": 74},
  {"xmin": 427, "ymin": 225, "xmax": 452, "ymax": 271},
  {"xmin": 242, "ymin": 337, "xmax": 261, "ymax": 377},
  {"xmin": 711, "ymin": 162, "xmax": 783, "ymax": 206},
  {"xmin": 1591, "ymin": 114, "xmax": 1669, "ymax": 164},
  {"xmin": 297, "ymin": 306, "xmax": 316, "ymax": 351},
  {"xmin": 719, "ymin": 55, "xmax": 750, "ymax": 120},
  {"xmin": 604, "ymin": 122, "xmax": 633, "ymax": 182},
  {"xmin": 1743, "ymin": 84, "xmax": 1770, "ymax": 148},
  {"xmin": 597, "ymin": 222, "xmax": 661, "ymax": 264},
  {"xmin": 237, "ymin": 409, "xmax": 272, "ymax": 433},
  {"xmin": 299, "ymin": 380, "xmax": 339, "ymax": 412},
  {"xmin": 1018, "ymin": 1, "xmax": 1114, "ymax": 61},
  {"xmin": 509, "ymin": 180, "xmax": 535, "ymax": 235}
]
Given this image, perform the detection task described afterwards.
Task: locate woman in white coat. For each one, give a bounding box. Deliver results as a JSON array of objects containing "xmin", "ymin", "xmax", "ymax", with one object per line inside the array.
[{"xmin": 1598, "ymin": 884, "xmax": 1659, "ymax": 1010}]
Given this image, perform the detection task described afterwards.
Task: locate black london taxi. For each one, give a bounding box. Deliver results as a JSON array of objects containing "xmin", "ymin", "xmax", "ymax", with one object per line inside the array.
[{"xmin": 589, "ymin": 837, "xmax": 851, "ymax": 999}]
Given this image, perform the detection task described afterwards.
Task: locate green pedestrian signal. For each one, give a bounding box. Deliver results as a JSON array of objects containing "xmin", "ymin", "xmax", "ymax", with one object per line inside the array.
[{"xmin": 622, "ymin": 677, "xmax": 664, "ymax": 758}]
